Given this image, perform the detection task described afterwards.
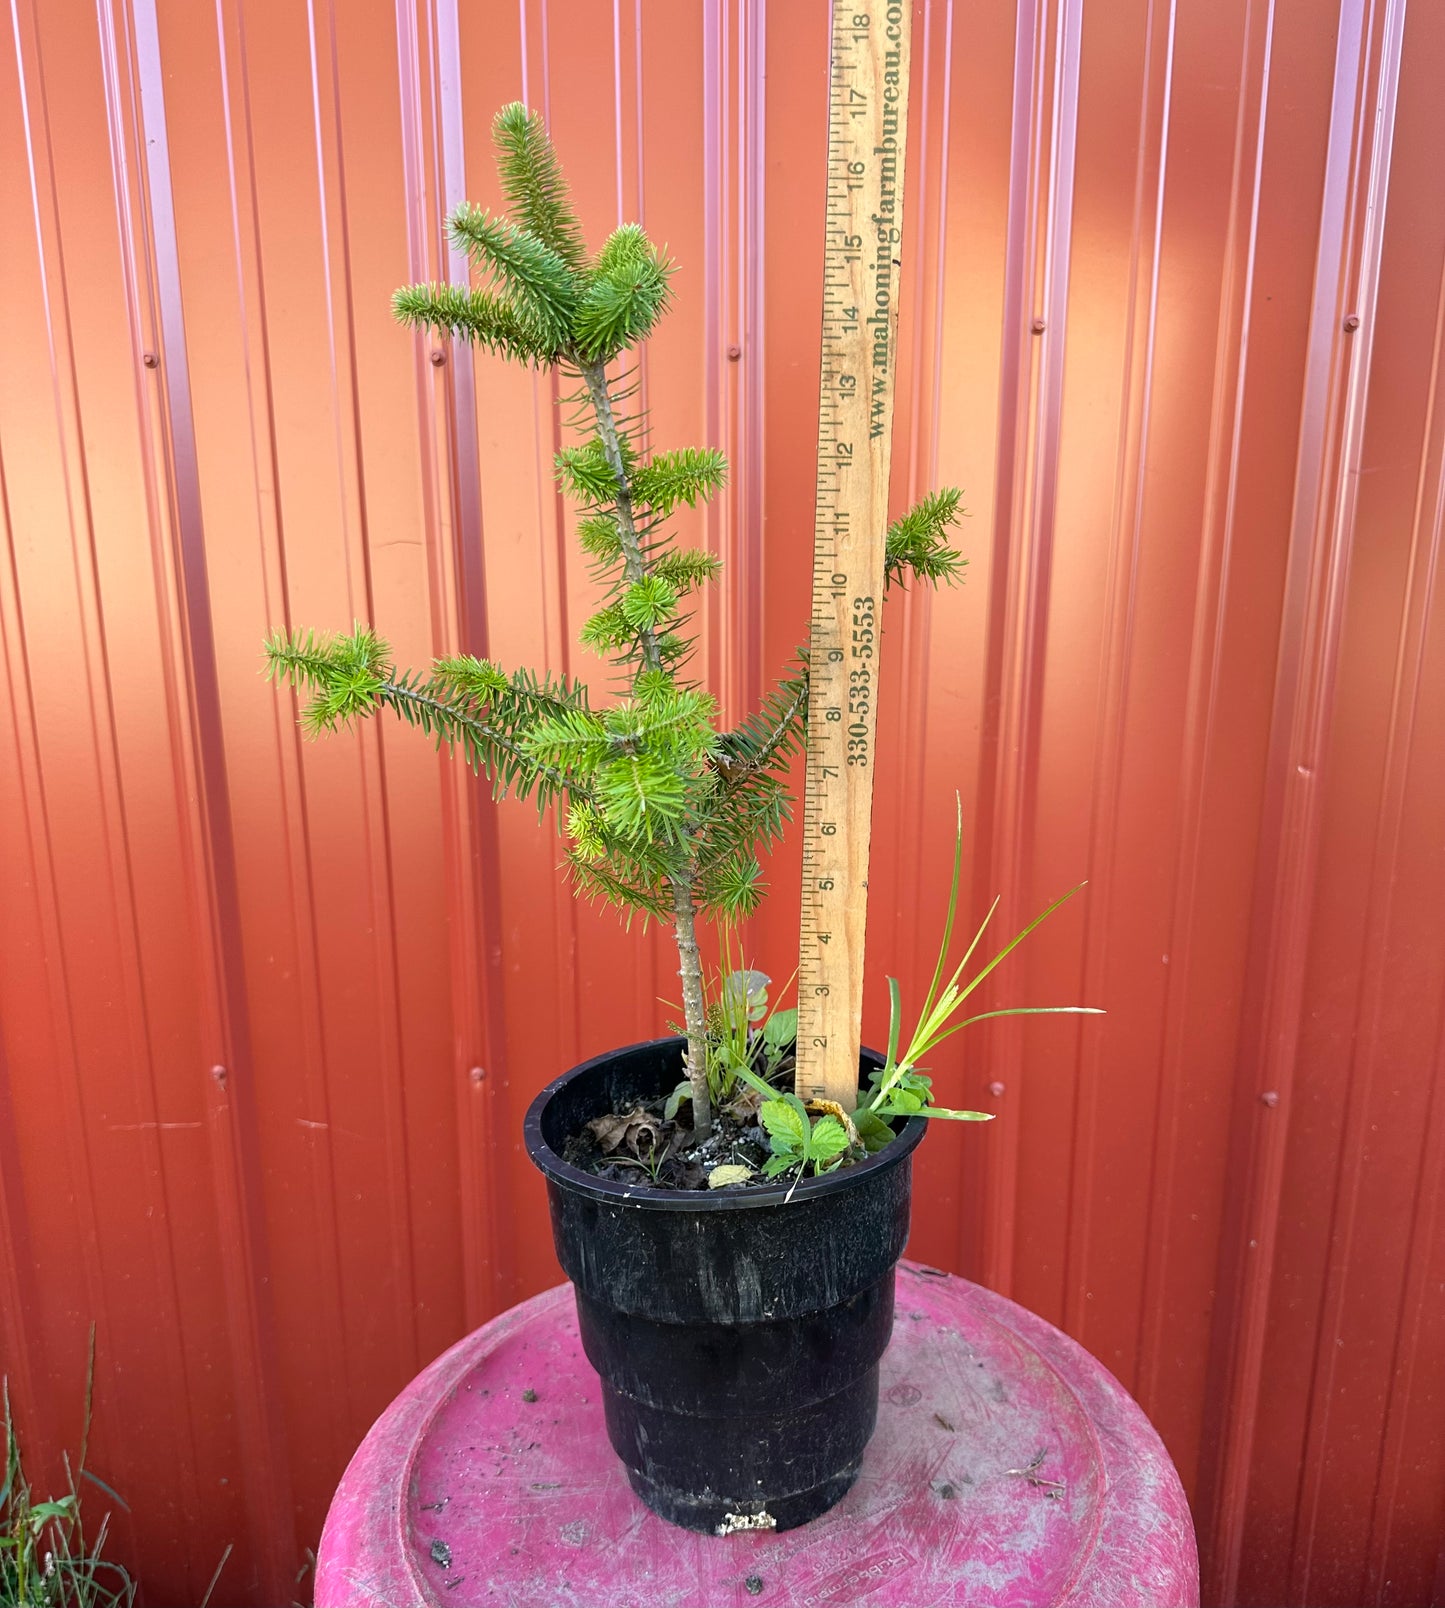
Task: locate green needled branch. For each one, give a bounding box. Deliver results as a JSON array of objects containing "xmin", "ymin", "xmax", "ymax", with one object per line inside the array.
[{"xmin": 266, "ymin": 101, "xmax": 968, "ymax": 1138}]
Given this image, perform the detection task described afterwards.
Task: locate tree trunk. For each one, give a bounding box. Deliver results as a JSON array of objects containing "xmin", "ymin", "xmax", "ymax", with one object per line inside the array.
[
  {"xmin": 581, "ymin": 357, "xmax": 709, "ymax": 1133},
  {"xmin": 670, "ymin": 874, "xmax": 711, "ymax": 1139}
]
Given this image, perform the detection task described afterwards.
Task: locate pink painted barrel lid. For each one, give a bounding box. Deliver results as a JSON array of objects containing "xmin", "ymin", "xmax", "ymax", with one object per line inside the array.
[{"xmin": 317, "ymin": 1261, "xmax": 1198, "ymax": 1606}]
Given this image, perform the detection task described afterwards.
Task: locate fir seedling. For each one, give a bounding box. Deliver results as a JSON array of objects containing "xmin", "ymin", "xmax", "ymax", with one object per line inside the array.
[{"xmin": 265, "ymin": 103, "xmax": 965, "ymax": 1138}]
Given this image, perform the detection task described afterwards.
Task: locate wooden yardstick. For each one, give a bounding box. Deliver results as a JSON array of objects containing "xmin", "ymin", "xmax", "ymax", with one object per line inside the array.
[{"xmin": 795, "ymin": 1, "xmax": 913, "ymax": 1109}]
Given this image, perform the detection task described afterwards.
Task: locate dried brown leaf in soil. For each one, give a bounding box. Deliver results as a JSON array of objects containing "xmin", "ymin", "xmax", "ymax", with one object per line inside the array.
[{"xmin": 586, "ymin": 1106, "xmax": 669, "ymax": 1157}]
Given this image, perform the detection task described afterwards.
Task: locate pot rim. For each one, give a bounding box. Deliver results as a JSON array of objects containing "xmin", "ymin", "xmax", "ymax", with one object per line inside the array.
[{"xmin": 523, "ymin": 1034, "xmax": 927, "ymax": 1211}]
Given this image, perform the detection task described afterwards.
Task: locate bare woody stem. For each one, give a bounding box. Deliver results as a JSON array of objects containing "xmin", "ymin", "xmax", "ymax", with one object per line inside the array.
[{"xmin": 670, "ymin": 874, "xmax": 711, "ymax": 1139}]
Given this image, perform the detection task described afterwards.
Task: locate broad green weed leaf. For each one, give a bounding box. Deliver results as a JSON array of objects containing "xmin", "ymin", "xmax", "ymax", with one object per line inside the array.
[
  {"xmin": 721, "ymin": 969, "xmax": 770, "ymax": 1026},
  {"xmin": 852, "ymin": 1109, "xmax": 895, "ymax": 1153},
  {"xmin": 759, "ymin": 1098, "xmax": 806, "ymax": 1155},
  {"xmin": 762, "ymin": 1008, "xmax": 798, "ymax": 1048},
  {"xmin": 807, "ymin": 1115, "xmax": 849, "ymax": 1161}
]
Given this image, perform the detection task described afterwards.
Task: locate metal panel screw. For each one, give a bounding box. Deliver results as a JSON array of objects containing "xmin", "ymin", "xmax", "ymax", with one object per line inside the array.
[
  {"xmin": 988, "ymin": 1081, "xmax": 1006, "ymax": 1098},
  {"xmin": 1343, "ymin": 314, "xmax": 1360, "ymax": 332},
  {"xmin": 469, "ymin": 1066, "xmax": 486, "ymax": 1085},
  {"xmin": 1260, "ymin": 1090, "xmax": 1279, "ymax": 1107},
  {"xmin": 430, "ymin": 349, "xmax": 447, "ymax": 365},
  {"xmin": 727, "ymin": 344, "xmax": 742, "ymax": 360},
  {"xmin": 1031, "ymin": 317, "xmax": 1046, "ymax": 334},
  {"xmin": 211, "ymin": 1064, "xmax": 228, "ymax": 1085},
  {"xmin": 142, "ymin": 352, "xmax": 159, "ymax": 368}
]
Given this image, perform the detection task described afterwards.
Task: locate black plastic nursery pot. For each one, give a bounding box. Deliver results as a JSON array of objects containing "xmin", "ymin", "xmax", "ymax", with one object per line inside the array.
[{"xmin": 523, "ymin": 1035, "xmax": 927, "ymax": 1535}]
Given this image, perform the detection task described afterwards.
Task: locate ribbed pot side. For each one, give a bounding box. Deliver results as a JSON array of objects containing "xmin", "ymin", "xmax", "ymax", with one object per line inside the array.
[{"xmin": 523, "ymin": 1037, "xmax": 926, "ymax": 1534}]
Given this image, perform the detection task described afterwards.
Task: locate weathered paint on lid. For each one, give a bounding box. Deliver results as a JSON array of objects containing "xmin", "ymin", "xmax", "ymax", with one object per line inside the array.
[{"xmin": 317, "ymin": 1262, "xmax": 1197, "ymax": 1606}]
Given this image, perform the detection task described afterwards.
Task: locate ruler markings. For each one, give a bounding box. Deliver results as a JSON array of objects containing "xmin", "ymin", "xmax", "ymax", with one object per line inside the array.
[{"xmin": 795, "ymin": 2, "xmax": 912, "ymax": 1110}]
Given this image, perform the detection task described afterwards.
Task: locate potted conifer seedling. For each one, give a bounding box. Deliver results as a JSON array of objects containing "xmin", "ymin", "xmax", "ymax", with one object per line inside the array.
[{"xmin": 266, "ymin": 104, "xmax": 1094, "ymax": 1534}]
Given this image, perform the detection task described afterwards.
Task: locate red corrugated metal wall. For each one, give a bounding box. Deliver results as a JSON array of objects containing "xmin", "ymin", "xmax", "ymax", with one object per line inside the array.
[{"xmin": 2, "ymin": 1, "xmax": 1442, "ymax": 1603}]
